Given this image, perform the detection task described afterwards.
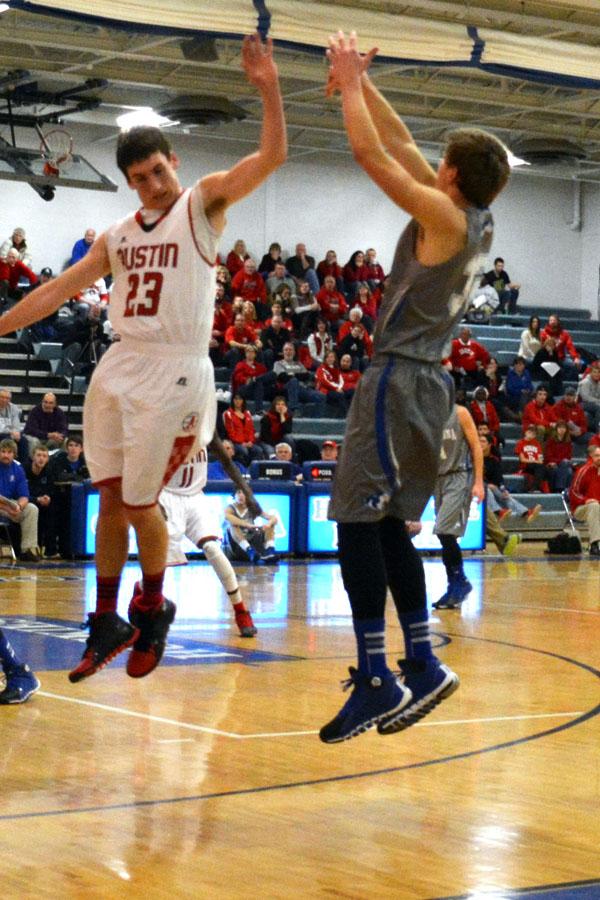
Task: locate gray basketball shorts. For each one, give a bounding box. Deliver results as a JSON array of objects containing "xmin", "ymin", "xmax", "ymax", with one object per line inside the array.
[
  {"xmin": 328, "ymin": 356, "xmax": 454, "ymax": 523},
  {"xmin": 433, "ymin": 471, "xmax": 473, "ymax": 537}
]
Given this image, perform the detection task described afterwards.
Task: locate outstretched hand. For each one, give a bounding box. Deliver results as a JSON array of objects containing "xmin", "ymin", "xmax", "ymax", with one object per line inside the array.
[
  {"xmin": 242, "ymin": 32, "xmax": 279, "ymax": 89},
  {"xmin": 325, "ymin": 31, "xmax": 377, "ymax": 96}
]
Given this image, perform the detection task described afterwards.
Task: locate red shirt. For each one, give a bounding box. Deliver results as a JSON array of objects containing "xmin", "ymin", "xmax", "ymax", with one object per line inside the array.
[
  {"xmin": 230, "ymin": 269, "xmax": 267, "ymax": 303},
  {"xmin": 469, "ymin": 399, "xmax": 500, "ymax": 434},
  {"xmin": 589, "ymin": 434, "xmax": 600, "ymax": 450},
  {"xmin": 515, "ymin": 438, "xmax": 544, "ymax": 464},
  {"xmin": 522, "ymin": 400, "xmax": 557, "ymax": 433},
  {"xmin": 544, "ymin": 439, "xmax": 572, "ymax": 465},
  {"xmin": 224, "ymin": 324, "xmax": 257, "ymax": 349},
  {"xmin": 231, "ymin": 360, "xmax": 267, "ymax": 395},
  {"xmin": 316, "ymin": 363, "xmax": 343, "ymax": 394},
  {"xmin": 449, "ymin": 338, "xmax": 490, "ymax": 373},
  {"xmin": 0, "ymin": 259, "xmax": 38, "ymax": 290},
  {"xmin": 364, "ymin": 261, "xmax": 385, "ymax": 283},
  {"xmin": 351, "ymin": 295, "xmax": 377, "ymax": 321},
  {"xmin": 212, "ymin": 303, "xmax": 233, "ymax": 339},
  {"xmin": 226, "ymin": 251, "xmax": 249, "ymax": 277},
  {"xmin": 340, "ymin": 368, "xmax": 361, "ymax": 391},
  {"xmin": 552, "ymin": 399, "xmax": 588, "ymax": 434},
  {"xmin": 540, "ymin": 325, "xmax": 579, "ymax": 364},
  {"xmin": 222, "ymin": 408, "xmax": 256, "ymax": 444},
  {"xmin": 569, "ymin": 459, "xmax": 600, "ymax": 510},
  {"xmin": 315, "ymin": 287, "xmax": 348, "ymax": 322},
  {"xmin": 342, "ymin": 262, "xmax": 370, "ymax": 284},
  {"xmin": 316, "ymin": 260, "xmax": 343, "ymax": 282}
]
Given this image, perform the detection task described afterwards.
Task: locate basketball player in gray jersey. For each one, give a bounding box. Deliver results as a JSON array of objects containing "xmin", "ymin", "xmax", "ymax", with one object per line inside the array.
[
  {"xmin": 320, "ymin": 32, "xmax": 510, "ymax": 744},
  {"xmin": 432, "ymin": 405, "xmax": 484, "ymax": 611}
]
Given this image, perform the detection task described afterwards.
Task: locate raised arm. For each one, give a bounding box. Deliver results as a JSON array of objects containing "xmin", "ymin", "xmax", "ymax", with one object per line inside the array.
[
  {"xmin": 326, "ymin": 32, "xmax": 463, "ymax": 238},
  {"xmin": 201, "ymin": 33, "xmax": 287, "ymax": 231},
  {"xmin": 0, "ymin": 236, "xmax": 110, "ymax": 336}
]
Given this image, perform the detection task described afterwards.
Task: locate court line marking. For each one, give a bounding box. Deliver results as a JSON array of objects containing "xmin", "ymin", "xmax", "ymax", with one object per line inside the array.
[
  {"xmin": 491, "ymin": 602, "xmax": 600, "ymax": 615},
  {"xmin": 36, "ymin": 691, "xmax": 582, "ymax": 740}
]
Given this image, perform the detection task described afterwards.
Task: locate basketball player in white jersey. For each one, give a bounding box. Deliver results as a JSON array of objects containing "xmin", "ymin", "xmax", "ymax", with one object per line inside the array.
[
  {"xmin": 0, "ymin": 33, "xmax": 286, "ymax": 682},
  {"xmin": 159, "ymin": 449, "xmax": 257, "ymax": 637}
]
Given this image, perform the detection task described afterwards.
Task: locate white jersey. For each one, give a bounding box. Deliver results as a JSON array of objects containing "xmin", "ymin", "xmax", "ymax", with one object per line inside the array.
[
  {"xmin": 163, "ymin": 448, "xmax": 208, "ymax": 496},
  {"xmin": 105, "ymin": 184, "xmax": 219, "ymax": 348}
]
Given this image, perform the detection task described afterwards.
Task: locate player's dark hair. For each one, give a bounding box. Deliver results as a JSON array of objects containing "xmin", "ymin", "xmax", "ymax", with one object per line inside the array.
[
  {"xmin": 445, "ymin": 129, "xmax": 510, "ymax": 207},
  {"xmin": 116, "ymin": 127, "xmax": 173, "ymax": 178},
  {"xmin": 494, "ymin": 257, "xmax": 504, "ymax": 265}
]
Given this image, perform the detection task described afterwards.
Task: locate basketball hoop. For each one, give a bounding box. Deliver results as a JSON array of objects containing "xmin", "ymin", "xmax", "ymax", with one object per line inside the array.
[{"xmin": 40, "ymin": 128, "xmax": 73, "ymax": 177}]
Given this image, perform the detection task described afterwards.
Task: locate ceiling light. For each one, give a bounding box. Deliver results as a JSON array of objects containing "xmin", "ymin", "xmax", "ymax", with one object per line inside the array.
[{"xmin": 115, "ymin": 107, "xmax": 177, "ymax": 130}]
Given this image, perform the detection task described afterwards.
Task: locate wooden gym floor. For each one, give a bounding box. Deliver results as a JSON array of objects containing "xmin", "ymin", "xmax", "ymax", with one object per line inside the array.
[{"xmin": 0, "ymin": 549, "xmax": 598, "ymax": 899}]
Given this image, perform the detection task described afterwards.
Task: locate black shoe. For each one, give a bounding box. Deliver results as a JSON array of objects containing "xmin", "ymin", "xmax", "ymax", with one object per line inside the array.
[
  {"xmin": 259, "ymin": 550, "xmax": 279, "ymax": 565},
  {"xmin": 126, "ymin": 598, "xmax": 177, "ymax": 678},
  {"xmin": 68, "ymin": 612, "xmax": 139, "ymax": 683},
  {"xmin": 19, "ymin": 548, "xmax": 40, "ymax": 563},
  {"xmin": 590, "ymin": 541, "xmax": 600, "ymax": 558}
]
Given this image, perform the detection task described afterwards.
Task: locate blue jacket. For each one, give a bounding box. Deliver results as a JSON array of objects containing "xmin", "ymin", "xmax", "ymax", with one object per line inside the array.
[
  {"xmin": 69, "ymin": 237, "xmax": 92, "ymax": 266},
  {"xmin": 207, "ymin": 460, "xmax": 247, "ymax": 481},
  {"xmin": 506, "ymin": 367, "xmax": 533, "ymax": 399},
  {"xmin": 0, "ymin": 460, "xmax": 29, "ymax": 501}
]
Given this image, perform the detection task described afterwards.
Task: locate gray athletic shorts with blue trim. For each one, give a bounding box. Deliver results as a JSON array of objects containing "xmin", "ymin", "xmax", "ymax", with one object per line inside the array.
[
  {"xmin": 433, "ymin": 471, "xmax": 472, "ymax": 537},
  {"xmin": 328, "ymin": 356, "xmax": 453, "ymax": 523}
]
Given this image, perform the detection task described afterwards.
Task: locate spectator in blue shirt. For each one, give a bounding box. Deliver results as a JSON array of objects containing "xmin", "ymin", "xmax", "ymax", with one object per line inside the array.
[
  {"xmin": 0, "ymin": 438, "xmax": 40, "ymax": 561},
  {"xmin": 207, "ymin": 438, "xmax": 247, "ymax": 481},
  {"xmin": 69, "ymin": 228, "xmax": 96, "ymax": 266},
  {"xmin": 505, "ymin": 356, "xmax": 533, "ymax": 420}
]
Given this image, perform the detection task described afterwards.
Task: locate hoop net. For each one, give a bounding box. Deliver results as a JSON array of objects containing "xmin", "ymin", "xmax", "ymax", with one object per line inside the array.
[{"xmin": 41, "ymin": 128, "xmax": 74, "ymax": 176}]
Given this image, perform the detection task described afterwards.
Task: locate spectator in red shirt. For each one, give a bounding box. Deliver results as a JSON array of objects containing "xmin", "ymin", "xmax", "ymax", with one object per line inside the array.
[
  {"xmin": 350, "ymin": 283, "xmax": 377, "ymax": 331},
  {"xmin": 0, "ymin": 248, "xmax": 38, "ymax": 304},
  {"xmin": 364, "ymin": 247, "xmax": 385, "ymax": 290},
  {"xmin": 553, "ymin": 387, "xmax": 589, "ymax": 445},
  {"xmin": 515, "ymin": 425, "xmax": 548, "ymax": 493},
  {"xmin": 226, "ymin": 239, "xmax": 250, "ymax": 277},
  {"xmin": 258, "ymin": 395, "xmax": 294, "ymax": 457},
  {"xmin": 545, "ymin": 420, "xmax": 574, "ymax": 492},
  {"xmin": 342, "ymin": 250, "xmax": 370, "ymax": 299},
  {"xmin": 315, "ymin": 349, "xmax": 347, "ymax": 415},
  {"xmin": 209, "ymin": 285, "xmax": 234, "ymax": 364},
  {"xmin": 470, "ymin": 386, "xmax": 500, "ymax": 436},
  {"xmin": 315, "ymin": 275, "xmax": 348, "ymax": 334},
  {"xmin": 449, "ymin": 325, "xmax": 490, "ymax": 390},
  {"xmin": 340, "ymin": 353, "xmax": 361, "ymax": 402},
  {"xmin": 224, "ymin": 312, "xmax": 261, "ymax": 368},
  {"xmin": 231, "ymin": 345, "xmax": 268, "ymax": 398},
  {"xmin": 522, "ymin": 386, "xmax": 557, "ymax": 441},
  {"xmin": 540, "ymin": 314, "xmax": 582, "ymax": 377},
  {"xmin": 230, "ymin": 258, "xmax": 267, "ymax": 312},
  {"xmin": 569, "ymin": 446, "xmax": 600, "ymax": 555},
  {"xmin": 222, "ymin": 393, "xmax": 264, "ymax": 466},
  {"xmin": 316, "ymin": 249, "xmax": 343, "ymax": 289}
]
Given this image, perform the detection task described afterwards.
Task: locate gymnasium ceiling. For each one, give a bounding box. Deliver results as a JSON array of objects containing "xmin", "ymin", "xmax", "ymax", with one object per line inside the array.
[{"xmin": 2, "ymin": 1, "xmax": 600, "ymax": 181}]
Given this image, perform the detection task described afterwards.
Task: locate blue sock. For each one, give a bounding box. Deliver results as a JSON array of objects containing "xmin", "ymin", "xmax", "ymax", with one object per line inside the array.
[
  {"xmin": 0, "ymin": 629, "xmax": 21, "ymax": 673},
  {"xmin": 353, "ymin": 618, "xmax": 389, "ymax": 677},
  {"xmin": 399, "ymin": 610, "xmax": 434, "ymax": 661}
]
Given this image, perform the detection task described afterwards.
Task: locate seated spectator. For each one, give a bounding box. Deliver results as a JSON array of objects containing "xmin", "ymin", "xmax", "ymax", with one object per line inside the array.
[
  {"xmin": 223, "ymin": 488, "xmax": 278, "ymax": 565},
  {"xmin": 258, "ymin": 241, "xmax": 283, "ymax": 276},
  {"xmin": 351, "ymin": 283, "xmax": 377, "ymax": 331},
  {"xmin": 522, "ymin": 386, "xmax": 556, "ymax": 442},
  {"xmin": 518, "ymin": 315, "xmax": 542, "ymax": 362},
  {"xmin": 569, "ymin": 446, "xmax": 600, "ymax": 557},
  {"xmin": 273, "ymin": 342, "xmax": 326, "ymax": 414},
  {"xmin": 470, "ymin": 386, "xmax": 500, "ymax": 436},
  {"xmin": 338, "ymin": 323, "xmax": 370, "ymax": 372},
  {"xmin": 69, "ymin": 228, "xmax": 96, "ymax": 266},
  {"xmin": 216, "ymin": 264, "xmax": 232, "ymax": 298},
  {"xmin": 315, "ymin": 350, "xmax": 347, "ymax": 415},
  {"xmin": 266, "ymin": 262, "xmax": 295, "ymax": 299},
  {"xmin": 226, "ymin": 239, "xmax": 250, "ymax": 278},
  {"xmin": 207, "ymin": 439, "xmax": 247, "ymax": 480},
  {"xmin": 231, "ymin": 347, "xmax": 269, "ymax": 411},
  {"xmin": 505, "ymin": 356, "xmax": 533, "ymax": 420},
  {"xmin": 578, "ymin": 360, "xmax": 600, "ymax": 433},
  {"xmin": 339, "ymin": 353, "xmax": 361, "ymax": 401},
  {"xmin": 222, "ymin": 393, "xmax": 264, "ymax": 467},
  {"xmin": 60, "ymin": 302, "xmax": 111, "ymax": 381},
  {"xmin": 230, "ymin": 258, "xmax": 267, "ymax": 314},
  {"xmin": 449, "ymin": 325, "xmax": 490, "ymax": 390},
  {"xmin": 315, "ymin": 275, "xmax": 348, "ymax": 335},
  {"xmin": 553, "ymin": 387, "xmax": 589, "ymax": 445},
  {"xmin": 285, "ymin": 243, "xmax": 319, "ymax": 295},
  {"xmin": 73, "ymin": 278, "xmax": 109, "ymax": 309},
  {"xmin": 271, "ymin": 442, "xmax": 303, "ymax": 481},
  {"xmin": 23, "ymin": 392, "xmax": 67, "ymax": 451},
  {"xmin": 259, "ymin": 396, "xmax": 294, "ymax": 458},
  {"xmin": 271, "ymin": 284, "xmax": 297, "ymax": 327},
  {"xmin": 264, "ymin": 299, "xmax": 294, "ymax": 333},
  {"xmin": 363, "ymin": 248, "xmax": 385, "ymax": 291},
  {"xmin": 0, "ymin": 439, "xmax": 39, "ymax": 561},
  {"xmin": 242, "ymin": 298, "xmax": 263, "ymax": 334},
  {"xmin": 515, "ymin": 425, "xmax": 548, "ymax": 493},
  {"xmin": 531, "ymin": 336, "xmax": 564, "ymax": 398},
  {"xmin": 0, "ymin": 387, "xmax": 28, "ymax": 465},
  {"xmin": 482, "ymin": 357, "xmax": 504, "ymax": 415},
  {"xmin": 224, "ymin": 312, "xmax": 261, "ymax": 368},
  {"xmin": 481, "ymin": 256, "xmax": 520, "ymax": 314},
  {"xmin": 291, "ymin": 280, "xmax": 319, "ymax": 337},
  {"xmin": 540, "ymin": 314, "xmax": 582, "ymax": 378},
  {"xmin": 477, "ymin": 420, "xmax": 503, "ymax": 456},
  {"xmin": 210, "ymin": 284, "xmax": 234, "ymax": 364},
  {"xmin": 321, "ymin": 439, "xmax": 339, "ymax": 462},
  {"xmin": 261, "ymin": 314, "xmax": 292, "ymax": 368},
  {"xmin": 544, "ymin": 421, "xmax": 574, "ymax": 493},
  {"xmin": 307, "ymin": 317, "xmax": 333, "ymax": 369},
  {"xmin": 316, "ymin": 250, "xmax": 343, "ymax": 289},
  {"xmin": 49, "ymin": 434, "xmax": 90, "ymax": 557},
  {"xmin": 480, "ymin": 433, "xmax": 541, "ymax": 522},
  {"xmin": 337, "ymin": 308, "xmax": 373, "ymax": 357},
  {"xmin": 0, "ymin": 227, "xmax": 32, "ymax": 268},
  {"xmin": 0, "ymin": 248, "xmax": 38, "ymax": 305},
  {"xmin": 342, "ymin": 250, "xmax": 369, "ymax": 299},
  {"xmin": 24, "ymin": 443, "xmax": 58, "ymax": 557}
]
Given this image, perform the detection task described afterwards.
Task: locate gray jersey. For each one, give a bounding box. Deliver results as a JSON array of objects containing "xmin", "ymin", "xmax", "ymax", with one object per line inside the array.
[
  {"xmin": 438, "ymin": 407, "xmax": 470, "ymax": 477},
  {"xmin": 373, "ymin": 205, "xmax": 493, "ymax": 363}
]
